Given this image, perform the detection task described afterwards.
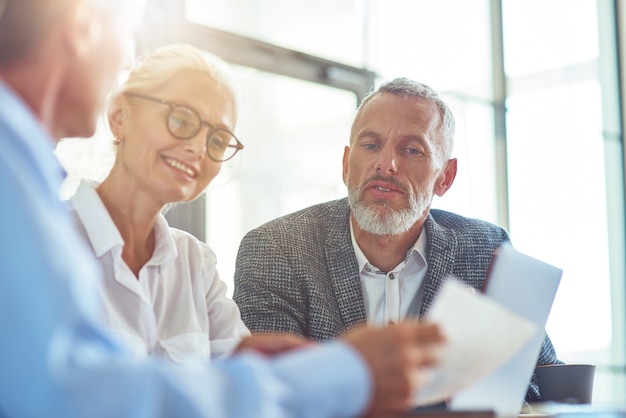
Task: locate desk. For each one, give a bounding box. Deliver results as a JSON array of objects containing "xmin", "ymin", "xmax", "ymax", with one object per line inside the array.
[
  {"xmin": 403, "ymin": 411, "xmax": 495, "ymax": 418},
  {"xmin": 397, "ymin": 407, "xmax": 626, "ymax": 418},
  {"xmin": 525, "ymin": 405, "xmax": 626, "ymax": 418}
]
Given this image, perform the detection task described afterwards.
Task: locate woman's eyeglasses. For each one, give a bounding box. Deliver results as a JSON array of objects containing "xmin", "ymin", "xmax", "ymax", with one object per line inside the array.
[{"xmin": 125, "ymin": 92, "xmax": 243, "ymax": 162}]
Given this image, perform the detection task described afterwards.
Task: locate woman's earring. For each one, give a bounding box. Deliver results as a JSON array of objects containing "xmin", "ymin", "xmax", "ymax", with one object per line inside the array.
[{"xmin": 113, "ymin": 137, "xmax": 121, "ymax": 145}]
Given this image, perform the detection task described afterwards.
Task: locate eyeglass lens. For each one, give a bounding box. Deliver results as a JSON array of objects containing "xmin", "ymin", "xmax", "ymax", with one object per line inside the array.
[{"xmin": 166, "ymin": 106, "xmax": 239, "ymax": 162}]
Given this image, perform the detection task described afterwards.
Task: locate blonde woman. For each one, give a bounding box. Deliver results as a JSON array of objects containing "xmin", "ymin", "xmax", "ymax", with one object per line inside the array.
[{"xmin": 70, "ymin": 43, "xmax": 302, "ymax": 361}]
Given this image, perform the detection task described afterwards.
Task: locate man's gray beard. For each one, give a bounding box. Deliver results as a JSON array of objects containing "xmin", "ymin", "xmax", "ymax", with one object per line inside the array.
[{"xmin": 348, "ymin": 187, "xmax": 430, "ymax": 236}]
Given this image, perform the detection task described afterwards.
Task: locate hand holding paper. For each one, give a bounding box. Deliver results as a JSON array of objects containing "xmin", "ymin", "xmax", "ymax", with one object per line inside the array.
[{"xmin": 413, "ymin": 279, "xmax": 538, "ymax": 406}]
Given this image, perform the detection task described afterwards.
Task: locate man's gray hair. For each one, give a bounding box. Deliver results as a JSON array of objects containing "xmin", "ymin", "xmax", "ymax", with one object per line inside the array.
[{"xmin": 357, "ymin": 78, "xmax": 456, "ymax": 160}]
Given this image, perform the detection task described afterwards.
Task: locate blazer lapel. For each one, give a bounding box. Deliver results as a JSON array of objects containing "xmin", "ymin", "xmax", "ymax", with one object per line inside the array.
[
  {"xmin": 419, "ymin": 214, "xmax": 459, "ymax": 316},
  {"xmin": 325, "ymin": 200, "xmax": 367, "ymax": 329}
]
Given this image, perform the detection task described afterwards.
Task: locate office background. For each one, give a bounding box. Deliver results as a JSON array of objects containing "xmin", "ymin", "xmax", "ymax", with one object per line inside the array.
[{"xmin": 55, "ymin": 0, "xmax": 626, "ymax": 406}]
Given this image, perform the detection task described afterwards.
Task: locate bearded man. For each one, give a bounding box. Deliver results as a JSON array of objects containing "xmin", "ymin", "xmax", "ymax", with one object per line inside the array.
[{"xmin": 233, "ymin": 78, "xmax": 560, "ymax": 403}]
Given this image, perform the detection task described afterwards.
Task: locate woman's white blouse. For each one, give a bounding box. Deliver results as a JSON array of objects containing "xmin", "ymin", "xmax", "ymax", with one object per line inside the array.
[{"xmin": 69, "ymin": 180, "xmax": 250, "ymax": 362}]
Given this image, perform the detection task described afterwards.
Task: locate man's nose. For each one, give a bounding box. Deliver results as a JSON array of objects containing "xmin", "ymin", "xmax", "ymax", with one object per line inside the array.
[{"xmin": 374, "ymin": 145, "xmax": 398, "ymax": 174}]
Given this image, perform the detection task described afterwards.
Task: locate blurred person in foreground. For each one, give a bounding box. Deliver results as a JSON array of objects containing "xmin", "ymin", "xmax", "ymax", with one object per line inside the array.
[
  {"xmin": 0, "ymin": 1, "xmax": 445, "ymax": 417},
  {"xmin": 233, "ymin": 77, "xmax": 562, "ymax": 403}
]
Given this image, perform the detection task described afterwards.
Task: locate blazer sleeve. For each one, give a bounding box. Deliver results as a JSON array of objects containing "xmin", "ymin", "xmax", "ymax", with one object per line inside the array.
[{"xmin": 233, "ymin": 227, "xmax": 309, "ymax": 337}]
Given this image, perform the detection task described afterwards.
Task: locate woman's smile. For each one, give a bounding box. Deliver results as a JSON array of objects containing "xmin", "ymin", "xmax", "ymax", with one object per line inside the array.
[{"xmin": 162, "ymin": 156, "xmax": 198, "ymax": 179}]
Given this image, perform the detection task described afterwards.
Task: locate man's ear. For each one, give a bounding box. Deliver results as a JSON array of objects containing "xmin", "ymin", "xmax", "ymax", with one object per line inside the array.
[
  {"xmin": 61, "ymin": 1, "xmax": 97, "ymax": 59},
  {"xmin": 342, "ymin": 146, "xmax": 351, "ymax": 185},
  {"xmin": 434, "ymin": 158, "xmax": 457, "ymax": 197}
]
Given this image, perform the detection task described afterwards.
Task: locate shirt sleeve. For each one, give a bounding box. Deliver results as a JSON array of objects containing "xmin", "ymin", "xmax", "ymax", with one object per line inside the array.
[
  {"xmin": 48, "ymin": 342, "xmax": 371, "ymax": 418},
  {"xmin": 199, "ymin": 243, "xmax": 251, "ymax": 358},
  {"xmin": 270, "ymin": 342, "xmax": 373, "ymax": 418}
]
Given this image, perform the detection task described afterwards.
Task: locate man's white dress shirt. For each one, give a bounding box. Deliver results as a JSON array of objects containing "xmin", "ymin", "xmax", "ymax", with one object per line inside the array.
[{"xmin": 350, "ymin": 218, "xmax": 429, "ymax": 326}]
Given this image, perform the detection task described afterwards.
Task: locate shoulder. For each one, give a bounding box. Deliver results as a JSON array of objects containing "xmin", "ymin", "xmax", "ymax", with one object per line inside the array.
[
  {"xmin": 246, "ymin": 197, "xmax": 349, "ymax": 236},
  {"xmin": 236, "ymin": 198, "xmax": 350, "ymax": 257},
  {"xmin": 163, "ymin": 225, "xmax": 221, "ymax": 292},
  {"xmin": 167, "ymin": 225, "xmax": 217, "ymax": 266},
  {"xmin": 426, "ymin": 210, "xmax": 509, "ymax": 279},
  {"xmin": 428, "ymin": 209, "xmax": 510, "ymax": 241}
]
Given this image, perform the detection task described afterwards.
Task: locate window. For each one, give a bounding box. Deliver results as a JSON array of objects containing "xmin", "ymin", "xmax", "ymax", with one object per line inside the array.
[
  {"xmin": 503, "ymin": 0, "xmax": 624, "ymax": 404},
  {"xmin": 205, "ymin": 68, "xmax": 357, "ymax": 287}
]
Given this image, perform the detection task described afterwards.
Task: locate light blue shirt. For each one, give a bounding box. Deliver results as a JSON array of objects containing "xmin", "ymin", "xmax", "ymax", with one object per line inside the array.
[{"xmin": 0, "ymin": 80, "xmax": 370, "ymax": 418}]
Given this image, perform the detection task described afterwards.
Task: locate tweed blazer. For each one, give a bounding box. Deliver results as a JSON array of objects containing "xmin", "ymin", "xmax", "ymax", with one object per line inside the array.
[{"xmin": 233, "ymin": 197, "xmax": 560, "ymax": 402}]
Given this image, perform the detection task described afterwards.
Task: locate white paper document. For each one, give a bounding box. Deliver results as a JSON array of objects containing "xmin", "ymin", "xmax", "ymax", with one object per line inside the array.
[{"xmin": 413, "ymin": 279, "xmax": 538, "ymax": 406}]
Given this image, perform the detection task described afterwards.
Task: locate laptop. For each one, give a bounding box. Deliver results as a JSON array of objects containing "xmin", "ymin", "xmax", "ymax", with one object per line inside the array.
[{"xmin": 448, "ymin": 243, "xmax": 563, "ymax": 417}]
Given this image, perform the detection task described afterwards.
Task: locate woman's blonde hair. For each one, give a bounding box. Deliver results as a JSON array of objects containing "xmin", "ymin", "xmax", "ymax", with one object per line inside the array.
[{"xmin": 109, "ymin": 43, "xmax": 241, "ymax": 124}]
